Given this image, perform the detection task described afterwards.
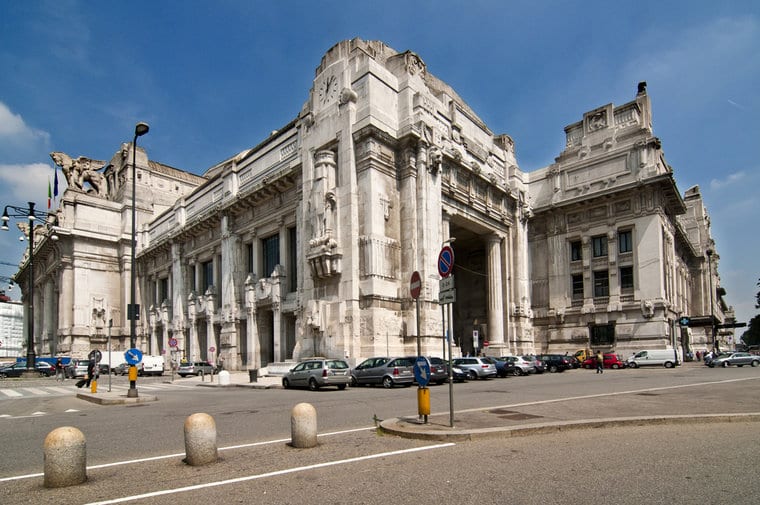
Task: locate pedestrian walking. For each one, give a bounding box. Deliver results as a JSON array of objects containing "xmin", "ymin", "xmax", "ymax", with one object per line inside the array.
[
  {"xmin": 596, "ymin": 351, "xmax": 604, "ymax": 374},
  {"xmin": 77, "ymin": 359, "xmax": 97, "ymax": 388},
  {"xmin": 55, "ymin": 358, "xmax": 65, "ymax": 382}
]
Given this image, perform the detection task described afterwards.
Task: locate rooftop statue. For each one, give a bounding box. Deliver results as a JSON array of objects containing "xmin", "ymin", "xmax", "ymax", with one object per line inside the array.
[{"xmin": 50, "ymin": 151, "xmax": 109, "ymax": 198}]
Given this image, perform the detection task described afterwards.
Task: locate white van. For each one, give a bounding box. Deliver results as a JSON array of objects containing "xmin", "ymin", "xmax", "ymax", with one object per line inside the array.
[
  {"xmin": 627, "ymin": 349, "xmax": 681, "ymax": 368},
  {"xmin": 139, "ymin": 355, "xmax": 165, "ymax": 376}
]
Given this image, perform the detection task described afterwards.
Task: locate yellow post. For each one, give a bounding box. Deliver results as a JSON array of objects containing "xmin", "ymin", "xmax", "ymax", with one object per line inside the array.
[
  {"xmin": 417, "ymin": 387, "xmax": 430, "ymax": 422},
  {"xmin": 90, "ymin": 378, "xmax": 97, "ymax": 393},
  {"xmin": 128, "ymin": 365, "xmax": 138, "ymax": 381}
]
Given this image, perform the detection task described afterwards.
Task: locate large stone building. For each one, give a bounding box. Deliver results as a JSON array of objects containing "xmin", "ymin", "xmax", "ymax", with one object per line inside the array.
[{"xmin": 17, "ymin": 39, "xmax": 732, "ymax": 371}]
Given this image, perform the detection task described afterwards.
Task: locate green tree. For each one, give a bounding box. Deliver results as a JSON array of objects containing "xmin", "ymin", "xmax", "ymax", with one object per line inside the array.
[{"xmin": 742, "ymin": 278, "xmax": 760, "ymax": 347}]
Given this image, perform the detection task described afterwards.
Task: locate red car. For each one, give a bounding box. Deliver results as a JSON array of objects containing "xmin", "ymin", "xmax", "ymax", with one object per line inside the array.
[{"xmin": 582, "ymin": 353, "xmax": 626, "ymax": 369}]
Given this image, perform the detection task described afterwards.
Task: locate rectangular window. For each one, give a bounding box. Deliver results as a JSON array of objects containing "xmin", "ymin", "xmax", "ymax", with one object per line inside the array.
[
  {"xmin": 262, "ymin": 234, "xmax": 280, "ymax": 278},
  {"xmin": 593, "ymin": 270, "xmax": 609, "ymax": 297},
  {"xmin": 288, "ymin": 227, "xmax": 297, "ymax": 293},
  {"xmin": 590, "ymin": 323, "xmax": 615, "ymax": 346},
  {"xmin": 592, "ymin": 236, "xmax": 608, "ymax": 257},
  {"xmin": 158, "ymin": 278, "xmax": 169, "ymax": 303},
  {"xmin": 572, "ymin": 274, "xmax": 584, "ymax": 298},
  {"xmin": 620, "ymin": 266, "xmax": 634, "ymax": 290},
  {"xmin": 570, "ymin": 240, "xmax": 582, "ymax": 262},
  {"xmin": 618, "ymin": 230, "xmax": 632, "ymax": 254},
  {"xmin": 202, "ymin": 260, "xmax": 213, "ymax": 292},
  {"xmin": 247, "ymin": 242, "xmax": 254, "ymax": 275}
]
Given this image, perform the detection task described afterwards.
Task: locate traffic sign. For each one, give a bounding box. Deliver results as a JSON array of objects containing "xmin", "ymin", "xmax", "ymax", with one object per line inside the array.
[
  {"xmin": 410, "ymin": 271, "xmax": 422, "ymax": 299},
  {"xmin": 438, "ymin": 246, "xmax": 454, "ymax": 278},
  {"xmin": 169, "ymin": 337, "xmax": 178, "ymax": 347},
  {"xmin": 209, "ymin": 346, "xmax": 216, "ymax": 353},
  {"xmin": 678, "ymin": 316, "xmax": 690, "ymax": 326},
  {"xmin": 484, "ymin": 341, "xmax": 490, "ymax": 347},
  {"xmin": 413, "ymin": 356, "xmax": 431, "ymax": 387},
  {"xmin": 88, "ymin": 349, "xmax": 102, "ymax": 363},
  {"xmin": 124, "ymin": 348, "xmax": 143, "ymax": 365}
]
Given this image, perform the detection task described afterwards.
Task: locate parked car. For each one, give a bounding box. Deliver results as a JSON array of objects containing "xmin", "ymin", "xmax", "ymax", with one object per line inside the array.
[
  {"xmin": 282, "ymin": 358, "xmax": 351, "ymax": 390},
  {"xmin": 177, "ymin": 361, "xmax": 217, "ymax": 377},
  {"xmin": 498, "ymin": 355, "xmax": 534, "ymax": 376},
  {"xmin": 112, "ymin": 362, "xmax": 129, "ymax": 375},
  {"xmin": 627, "ymin": 349, "xmax": 681, "ymax": 368},
  {"xmin": 535, "ymin": 354, "xmax": 572, "ymax": 373},
  {"xmin": 451, "ymin": 357, "xmax": 497, "ymax": 380},
  {"xmin": 351, "ymin": 357, "xmax": 415, "ymax": 388},
  {"xmin": 522, "ymin": 355, "xmax": 546, "ymax": 374},
  {"xmin": 565, "ymin": 355, "xmax": 581, "ymax": 369},
  {"xmin": 0, "ymin": 362, "xmax": 55, "ymax": 378},
  {"xmin": 425, "ymin": 357, "xmax": 449, "ymax": 385},
  {"xmin": 707, "ymin": 352, "xmax": 760, "ymax": 368},
  {"xmin": 488, "ymin": 357, "xmax": 518, "ymax": 377},
  {"xmin": 65, "ymin": 359, "xmax": 90, "ymax": 379},
  {"xmin": 450, "ymin": 365, "xmax": 469, "ymax": 382},
  {"xmin": 582, "ymin": 353, "xmax": 626, "ymax": 369}
]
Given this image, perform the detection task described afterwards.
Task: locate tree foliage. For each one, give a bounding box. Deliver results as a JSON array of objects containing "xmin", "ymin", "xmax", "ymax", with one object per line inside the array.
[{"xmin": 742, "ymin": 278, "xmax": 760, "ymax": 347}]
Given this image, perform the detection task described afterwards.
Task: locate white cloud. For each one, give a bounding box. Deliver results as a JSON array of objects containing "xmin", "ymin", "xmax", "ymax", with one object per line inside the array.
[
  {"xmin": 710, "ymin": 171, "xmax": 745, "ymax": 190},
  {"xmin": 0, "ymin": 163, "xmax": 55, "ymax": 204},
  {"xmin": 0, "ymin": 101, "xmax": 51, "ymax": 162}
]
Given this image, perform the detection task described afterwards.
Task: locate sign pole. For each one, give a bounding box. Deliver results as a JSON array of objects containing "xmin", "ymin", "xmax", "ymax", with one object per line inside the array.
[{"xmin": 447, "ymin": 301, "xmax": 454, "ymax": 428}]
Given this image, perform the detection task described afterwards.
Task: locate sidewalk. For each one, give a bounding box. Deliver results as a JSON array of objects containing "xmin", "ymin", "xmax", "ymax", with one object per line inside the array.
[{"xmin": 75, "ymin": 371, "xmax": 282, "ymax": 405}]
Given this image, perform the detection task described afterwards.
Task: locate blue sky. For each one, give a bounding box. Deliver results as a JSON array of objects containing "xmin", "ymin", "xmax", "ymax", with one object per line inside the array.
[{"xmin": 1, "ymin": 0, "xmax": 758, "ymax": 331}]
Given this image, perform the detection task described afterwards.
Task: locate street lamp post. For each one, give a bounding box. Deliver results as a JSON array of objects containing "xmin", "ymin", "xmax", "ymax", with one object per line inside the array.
[
  {"xmin": 706, "ymin": 248, "xmax": 717, "ymax": 352},
  {"xmin": 128, "ymin": 122, "xmax": 149, "ymax": 398},
  {"xmin": 1, "ymin": 202, "xmax": 57, "ymax": 374}
]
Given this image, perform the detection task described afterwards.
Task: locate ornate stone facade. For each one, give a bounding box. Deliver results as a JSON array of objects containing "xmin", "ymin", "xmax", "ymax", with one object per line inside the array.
[{"xmin": 18, "ymin": 40, "xmax": 732, "ymax": 369}]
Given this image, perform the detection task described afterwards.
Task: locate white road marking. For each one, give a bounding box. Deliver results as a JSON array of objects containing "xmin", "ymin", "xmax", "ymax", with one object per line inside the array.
[
  {"xmin": 84, "ymin": 442, "xmax": 456, "ymax": 505},
  {"xmin": 20, "ymin": 387, "xmax": 49, "ymax": 395},
  {"xmin": 0, "ymin": 389, "xmax": 23, "ymax": 397}
]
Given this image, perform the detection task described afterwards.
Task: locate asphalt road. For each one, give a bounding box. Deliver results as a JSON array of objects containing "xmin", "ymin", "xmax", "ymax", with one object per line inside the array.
[{"xmin": 1, "ymin": 364, "xmax": 759, "ymax": 504}]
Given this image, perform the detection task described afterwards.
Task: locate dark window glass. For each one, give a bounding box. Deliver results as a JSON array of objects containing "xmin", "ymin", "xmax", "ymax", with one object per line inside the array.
[
  {"xmin": 202, "ymin": 260, "xmax": 213, "ymax": 292},
  {"xmin": 247, "ymin": 242, "xmax": 254, "ymax": 275},
  {"xmin": 158, "ymin": 277, "xmax": 169, "ymax": 303},
  {"xmin": 570, "ymin": 241, "xmax": 582, "ymax": 262},
  {"xmin": 590, "ymin": 324, "xmax": 615, "ymax": 346},
  {"xmin": 593, "ymin": 270, "xmax": 609, "ymax": 297},
  {"xmin": 288, "ymin": 226, "xmax": 297, "ymax": 292},
  {"xmin": 618, "ymin": 230, "xmax": 633, "ymax": 254},
  {"xmin": 620, "ymin": 266, "xmax": 634, "ymax": 289},
  {"xmin": 263, "ymin": 234, "xmax": 280, "ymax": 278},
  {"xmin": 592, "ymin": 236, "xmax": 608, "ymax": 257},
  {"xmin": 572, "ymin": 274, "xmax": 584, "ymax": 298}
]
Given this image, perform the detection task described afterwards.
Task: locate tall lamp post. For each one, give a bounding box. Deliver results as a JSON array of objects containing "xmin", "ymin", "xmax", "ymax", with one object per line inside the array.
[
  {"xmin": 128, "ymin": 122, "xmax": 150, "ymax": 398},
  {"xmin": 706, "ymin": 248, "xmax": 717, "ymax": 352},
  {"xmin": 1, "ymin": 202, "xmax": 57, "ymax": 374}
]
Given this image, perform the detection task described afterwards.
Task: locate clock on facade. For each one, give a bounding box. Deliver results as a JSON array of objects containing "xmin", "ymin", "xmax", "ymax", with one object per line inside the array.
[{"xmin": 318, "ymin": 74, "xmax": 338, "ymax": 105}]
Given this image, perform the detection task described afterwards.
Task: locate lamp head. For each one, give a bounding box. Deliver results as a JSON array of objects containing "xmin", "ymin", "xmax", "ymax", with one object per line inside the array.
[{"xmin": 135, "ymin": 122, "xmax": 150, "ymax": 137}]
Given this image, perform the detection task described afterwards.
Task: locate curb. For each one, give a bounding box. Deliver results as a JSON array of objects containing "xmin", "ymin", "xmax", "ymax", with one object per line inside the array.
[
  {"xmin": 75, "ymin": 392, "xmax": 158, "ymax": 405},
  {"xmin": 379, "ymin": 412, "xmax": 760, "ymax": 441}
]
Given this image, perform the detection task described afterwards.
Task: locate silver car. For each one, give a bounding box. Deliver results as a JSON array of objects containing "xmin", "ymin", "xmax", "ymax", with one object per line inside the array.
[
  {"xmin": 708, "ymin": 352, "xmax": 759, "ymax": 368},
  {"xmin": 499, "ymin": 355, "xmax": 535, "ymax": 375},
  {"xmin": 282, "ymin": 358, "xmax": 351, "ymax": 390},
  {"xmin": 452, "ymin": 357, "xmax": 497, "ymax": 380},
  {"xmin": 351, "ymin": 357, "xmax": 415, "ymax": 388}
]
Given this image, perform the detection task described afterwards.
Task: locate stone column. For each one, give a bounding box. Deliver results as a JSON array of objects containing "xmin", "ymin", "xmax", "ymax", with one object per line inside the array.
[
  {"xmin": 244, "ymin": 275, "xmax": 260, "ymax": 369},
  {"xmin": 171, "ymin": 242, "xmax": 186, "ymax": 350},
  {"xmin": 187, "ymin": 292, "xmax": 200, "ymax": 361},
  {"xmin": 486, "ymin": 234, "xmax": 505, "ymax": 351}
]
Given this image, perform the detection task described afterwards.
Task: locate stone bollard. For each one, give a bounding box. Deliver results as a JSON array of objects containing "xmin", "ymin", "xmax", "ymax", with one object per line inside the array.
[
  {"xmin": 290, "ymin": 402, "xmax": 317, "ymax": 448},
  {"xmin": 218, "ymin": 370, "xmax": 230, "ymax": 386},
  {"xmin": 184, "ymin": 413, "xmax": 217, "ymax": 466},
  {"xmin": 43, "ymin": 426, "xmax": 87, "ymax": 488}
]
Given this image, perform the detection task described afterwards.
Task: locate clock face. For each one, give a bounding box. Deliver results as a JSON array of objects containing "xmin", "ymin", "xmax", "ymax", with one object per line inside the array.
[{"xmin": 319, "ymin": 75, "xmax": 338, "ymax": 105}]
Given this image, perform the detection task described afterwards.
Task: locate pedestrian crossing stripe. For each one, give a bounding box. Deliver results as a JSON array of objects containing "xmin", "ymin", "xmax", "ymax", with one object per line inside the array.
[{"xmin": 0, "ymin": 389, "xmax": 23, "ymax": 397}]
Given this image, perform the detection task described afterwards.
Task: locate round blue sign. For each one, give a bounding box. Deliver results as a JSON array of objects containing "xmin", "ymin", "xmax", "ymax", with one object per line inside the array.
[
  {"xmin": 438, "ymin": 246, "xmax": 455, "ymax": 278},
  {"xmin": 124, "ymin": 348, "xmax": 143, "ymax": 365},
  {"xmin": 413, "ymin": 356, "xmax": 431, "ymax": 387}
]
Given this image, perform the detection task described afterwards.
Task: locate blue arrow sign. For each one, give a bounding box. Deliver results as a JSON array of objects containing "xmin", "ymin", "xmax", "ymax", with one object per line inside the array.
[
  {"xmin": 124, "ymin": 348, "xmax": 143, "ymax": 365},
  {"xmin": 414, "ymin": 356, "xmax": 431, "ymax": 387}
]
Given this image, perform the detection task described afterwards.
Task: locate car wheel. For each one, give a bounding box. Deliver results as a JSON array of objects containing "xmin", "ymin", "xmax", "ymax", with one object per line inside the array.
[
  {"xmin": 382, "ymin": 376, "xmax": 394, "ymax": 388},
  {"xmin": 612, "ymin": 364, "xmax": 619, "ymax": 369},
  {"xmin": 664, "ymin": 361, "xmax": 674, "ymax": 368},
  {"xmin": 308, "ymin": 378, "xmax": 319, "ymax": 391},
  {"xmin": 629, "ymin": 362, "xmax": 638, "ymax": 368},
  {"xmin": 468, "ymin": 370, "xmax": 478, "ymax": 380},
  {"xmin": 197, "ymin": 371, "xmax": 203, "ymax": 376},
  {"xmin": 337, "ymin": 384, "xmax": 347, "ymax": 390},
  {"xmin": 721, "ymin": 361, "xmax": 729, "ymax": 368},
  {"xmin": 549, "ymin": 365, "xmax": 558, "ymax": 373},
  {"xmin": 752, "ymin": 360, "xmax": 759, "ymax": 367},
  {"xmin": 282, "ymin": 378, "xmax": 290, "ymax": 389},
  {"xmin": 510, "ymin": 368, "xmax": 520, "ymax": 377}
]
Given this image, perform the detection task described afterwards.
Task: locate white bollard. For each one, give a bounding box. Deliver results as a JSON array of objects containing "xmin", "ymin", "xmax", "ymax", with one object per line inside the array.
[
  {"xmin": 291, "ymin": 402, "xmax": 318, "ymax": 448},
  {"xmin": 218, "ymin": 370, "xmax": 230, "ymax": 385},
  {"xmin": 184, "ymin": 413, "xmax": 218, "ymax": 466},
  {"xmin": 44, "ymin": 426, "xmax": 87, "ymax": 488}
]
